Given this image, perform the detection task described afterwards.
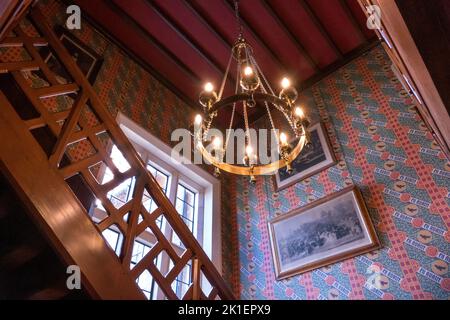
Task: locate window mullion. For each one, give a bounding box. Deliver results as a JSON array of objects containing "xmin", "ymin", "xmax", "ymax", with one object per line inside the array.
[{"xmin": 168, "ymin": 173, "xmax": 178, "ymax": 204}]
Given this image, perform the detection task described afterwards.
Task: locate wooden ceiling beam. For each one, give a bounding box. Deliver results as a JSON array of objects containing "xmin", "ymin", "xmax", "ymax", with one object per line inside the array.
[
  {"xmin": 147, "ymin": 0, "xmax": 227, "ymax": 78},
  {"xmin": 262, "ymin": 0, "xmax": 319, "ymax": 73},
  {"xmin": 184, "ymin": 0, "xmax": 234, "ymax": 52},
  {"xmin": 67, "ymin": 0, "xmax": 198, "ymax": 109},
  {"xmin": 108, "ymin": 0, "xmax": 201, "ymax": 85},
  {"xmin": 299, "ymin": 0, "xmax": 344, "ymax": 59},
  {"xmin": 338, "ymin": 0, "xmax": 367, "ymax": 43}
]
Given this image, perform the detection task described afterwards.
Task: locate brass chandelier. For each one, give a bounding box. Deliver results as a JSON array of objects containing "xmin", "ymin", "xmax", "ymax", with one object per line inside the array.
[{"xmin": 192, "ymin": 1, "xmax": 311, "ymax": 183}]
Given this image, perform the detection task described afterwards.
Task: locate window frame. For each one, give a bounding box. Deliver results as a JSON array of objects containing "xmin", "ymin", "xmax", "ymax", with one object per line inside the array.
[{"xmin": 99, "ymin": 112, "xmax": 221, "ymax": 299}]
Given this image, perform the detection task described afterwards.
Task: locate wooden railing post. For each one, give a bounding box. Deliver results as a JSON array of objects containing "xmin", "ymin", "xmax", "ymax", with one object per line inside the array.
[{"xmin": 192, "ymin": 258, "xmax": 201, "ymax": 300}]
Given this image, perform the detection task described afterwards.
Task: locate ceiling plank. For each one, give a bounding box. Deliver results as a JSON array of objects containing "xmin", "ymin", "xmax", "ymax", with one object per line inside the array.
[
  {"xmin": 261, "ymin": 0, "xmax": 319, "ymax": 72},
  {"xmin": 108, "ymin": 0, "xmax": 201, "ymax": 84},
  {"xmin": 299, "ymin": 0, "xmax": 344, "ymax": 59},
  {"xmin": 148, "ymin": 0, "xmax": 226, "ymax": 77},
  {"xmin": 67, "ymin": 0, "xmax": 198, "ymax": 109},
  {"xmin": 339, "ymin": 0, "xmax": 367, "ymax": 44},
  {"xmin": 183, "ymin": 0, "xmax": 234, "ymax": 52}
]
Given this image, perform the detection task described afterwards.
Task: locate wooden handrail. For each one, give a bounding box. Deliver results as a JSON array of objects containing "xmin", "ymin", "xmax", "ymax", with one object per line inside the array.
[
  {"xmin": 0, "ymin": 93, "xmax": 145, "ymax": 300},
  {"xmin": 0, "ymin": 7, "xmax": 234, "ymax": 300}
]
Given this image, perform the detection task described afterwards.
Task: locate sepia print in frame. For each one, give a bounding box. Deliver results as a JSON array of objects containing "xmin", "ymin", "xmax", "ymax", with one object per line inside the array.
[
  {"xmin": 268, "ymin": 186, "xmax": 380, "ymax": 280},
  {"xmin": 273, "ymin": 122, "xmax": 336, "ymax": 192}
]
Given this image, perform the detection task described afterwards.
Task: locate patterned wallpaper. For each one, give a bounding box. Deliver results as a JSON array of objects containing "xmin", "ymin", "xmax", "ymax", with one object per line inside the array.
[
  {"xmin": 0, "ymin": 0, "xmax": 239, "ymax": 295},
  {"xmin": 3, "ymin": 0, "xmax": 449, "ymax": 300},
  {"xmin": 236, "ymin": 45, "xmax": 450, "ymax": 300}
]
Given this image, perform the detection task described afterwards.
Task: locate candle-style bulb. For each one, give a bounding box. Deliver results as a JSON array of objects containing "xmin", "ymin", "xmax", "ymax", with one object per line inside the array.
[
  {"xmin": 294, "ymin": 106, "xmax": 304, "ymax": 118},
  {"xmin": 244, "ymin": 66, "xmax": 253, "ymax": 76},
  {"xmin": 281, "ymin": 77, "xmax": 290, "ymax": 89},
  {"xmin": 246, "ymin": 145, "xmax": 253, "ymax": 155},
  {"xmin": 194, "ymin": 114, "xmax": 202, "ymax": 125},
  {"xmin": 280, "ymin": 132, "xmax": 288, "ymax": 145},
  {"xmin": 213, "ymin": 136, "xmax": 222, "ymax": 149},
  {"xmin": 204, "ymin": 82, "xmax": 214, "ymax": 92}
]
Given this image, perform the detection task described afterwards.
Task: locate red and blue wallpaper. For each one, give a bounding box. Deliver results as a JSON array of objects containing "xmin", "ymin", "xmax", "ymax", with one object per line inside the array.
[{"xmin": 236, "ymin": 46, "xmax": 450, "ymax": 300}]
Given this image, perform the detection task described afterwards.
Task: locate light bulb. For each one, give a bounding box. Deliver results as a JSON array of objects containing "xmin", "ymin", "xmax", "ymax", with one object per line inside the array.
[
  {"xmin": 281, "ymin": 77, "xmax": 290, "ymax": 89},
  {"xmin": 246, "ymin": 145, "xmax": 253, "ymax": 155},
  {"xmin": 240, "ymin": 65, "xmax": 260, "ymax": 91},
  {"xmin": 244, "ymin": 66, "xmax": 253, "ymax": 76},
  {"xmin": 204, "ymin": 82, "xmax": 214, "ymax": 92},
  {"xmin": 294, "ymin": 106, "xmax": 304, "ymax": 118},
  {"xmin": 280, "ymin": 132, "xmax": 288, "ymax": 145},
  {"xmin": 194, "ymin": 114, "xmax": 202, "ymax": 125},
  {"xmin": 213, "ymin": 137, "xmax": 222, "ymax": 149}
]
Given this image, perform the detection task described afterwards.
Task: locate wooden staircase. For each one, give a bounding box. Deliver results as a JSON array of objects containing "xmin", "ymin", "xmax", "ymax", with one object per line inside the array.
[
  {"xmin": 0, "ymin": 173, "xmax": 89, "ymax": 299},
  {"xmin": 0, "ymin": 7, "xmax": 234, "ymax": 300}
]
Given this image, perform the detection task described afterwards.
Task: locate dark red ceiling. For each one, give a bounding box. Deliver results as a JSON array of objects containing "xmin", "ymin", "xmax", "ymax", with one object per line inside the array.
[{"xmin": 72, "ymin": 0, "xmax": 376, "ymax": 122}]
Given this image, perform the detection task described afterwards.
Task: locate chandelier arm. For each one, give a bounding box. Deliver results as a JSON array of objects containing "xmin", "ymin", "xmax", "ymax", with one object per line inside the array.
[
  {"xmin": 250, "ymin": 55, "xmax": 275, "ymax": 96},
  {"xmin": 218, "ymin": 51, "xmax": 234, "ymax": 101}
]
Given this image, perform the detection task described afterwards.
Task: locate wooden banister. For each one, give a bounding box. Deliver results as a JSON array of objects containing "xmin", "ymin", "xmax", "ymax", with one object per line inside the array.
[
  {"xmin": 0, "ymin": 93, "xmax": 145, "ymax": 300},
  {"xmin": 0, "ymin": 7, "xmax": 234, "ymax": 300}
]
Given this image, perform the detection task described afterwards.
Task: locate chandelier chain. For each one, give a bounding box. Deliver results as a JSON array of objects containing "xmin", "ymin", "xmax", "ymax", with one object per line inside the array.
[
  {"xmin": 234, "ymin": 0, "xmax": 243, "ymax": 37},
  {"xmin": 250, "ymin": 55, "xmax": 275, "ymax": 96},
  {"xmin": 203, "ymin": 117, "xmax": 213, "ymax": 141}
]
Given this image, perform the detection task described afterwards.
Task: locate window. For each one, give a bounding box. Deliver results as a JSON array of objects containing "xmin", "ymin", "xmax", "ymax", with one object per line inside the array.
[{"xmin": 89, "ymin": 113, "xmax": 221, "ymax": 300}]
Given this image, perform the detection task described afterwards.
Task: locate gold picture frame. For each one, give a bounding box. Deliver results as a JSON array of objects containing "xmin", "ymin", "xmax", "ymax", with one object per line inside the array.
[{"xmin": 268, "ymin": 186, "xmax": 380, "ymax": 280}]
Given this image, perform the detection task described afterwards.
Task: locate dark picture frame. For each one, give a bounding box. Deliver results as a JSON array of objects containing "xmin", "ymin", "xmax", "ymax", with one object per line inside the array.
[
  {"xmin": 40, "ymin": 25, "xmax": 103, "ymax": 85},
  {"xmin": 273, "ymin": 122, "xmax": 336, "ymax": 191},
  {"xmin": 268, "ymin": 186, "xmax": 380, "ymax": 280}
]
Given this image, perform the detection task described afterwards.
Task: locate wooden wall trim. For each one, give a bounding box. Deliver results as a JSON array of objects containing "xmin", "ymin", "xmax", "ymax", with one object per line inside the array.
[{"xmin": 359, "ymin": 0, "xmax": 450, "ymax": 158}]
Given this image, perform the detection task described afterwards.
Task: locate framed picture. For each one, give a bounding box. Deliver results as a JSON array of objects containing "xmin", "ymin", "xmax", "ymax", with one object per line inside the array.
[
  {"xmin": 39, "ymin": 26, "xmax": 103, "ymax": 85},
  {"xmin": 268, "ymin": 186, "xmax": 380, "ymax": 280},
  {"xmin": 273, "ymin": 122, "xmax": 336, "ymax": 191}
]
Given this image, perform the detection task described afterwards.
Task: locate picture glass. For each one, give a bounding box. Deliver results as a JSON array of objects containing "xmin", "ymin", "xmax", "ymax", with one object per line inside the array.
[
  {"xmin": 275, "ymin": 122, "xmax": 335, "ymax": 191},
  {"xmin": 278, "ymin": 129, "xmax": 326, "ymax": 181},
  {"xmin": 271, "ymin": 189, "xmax": 373, "ymax": 275}
]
